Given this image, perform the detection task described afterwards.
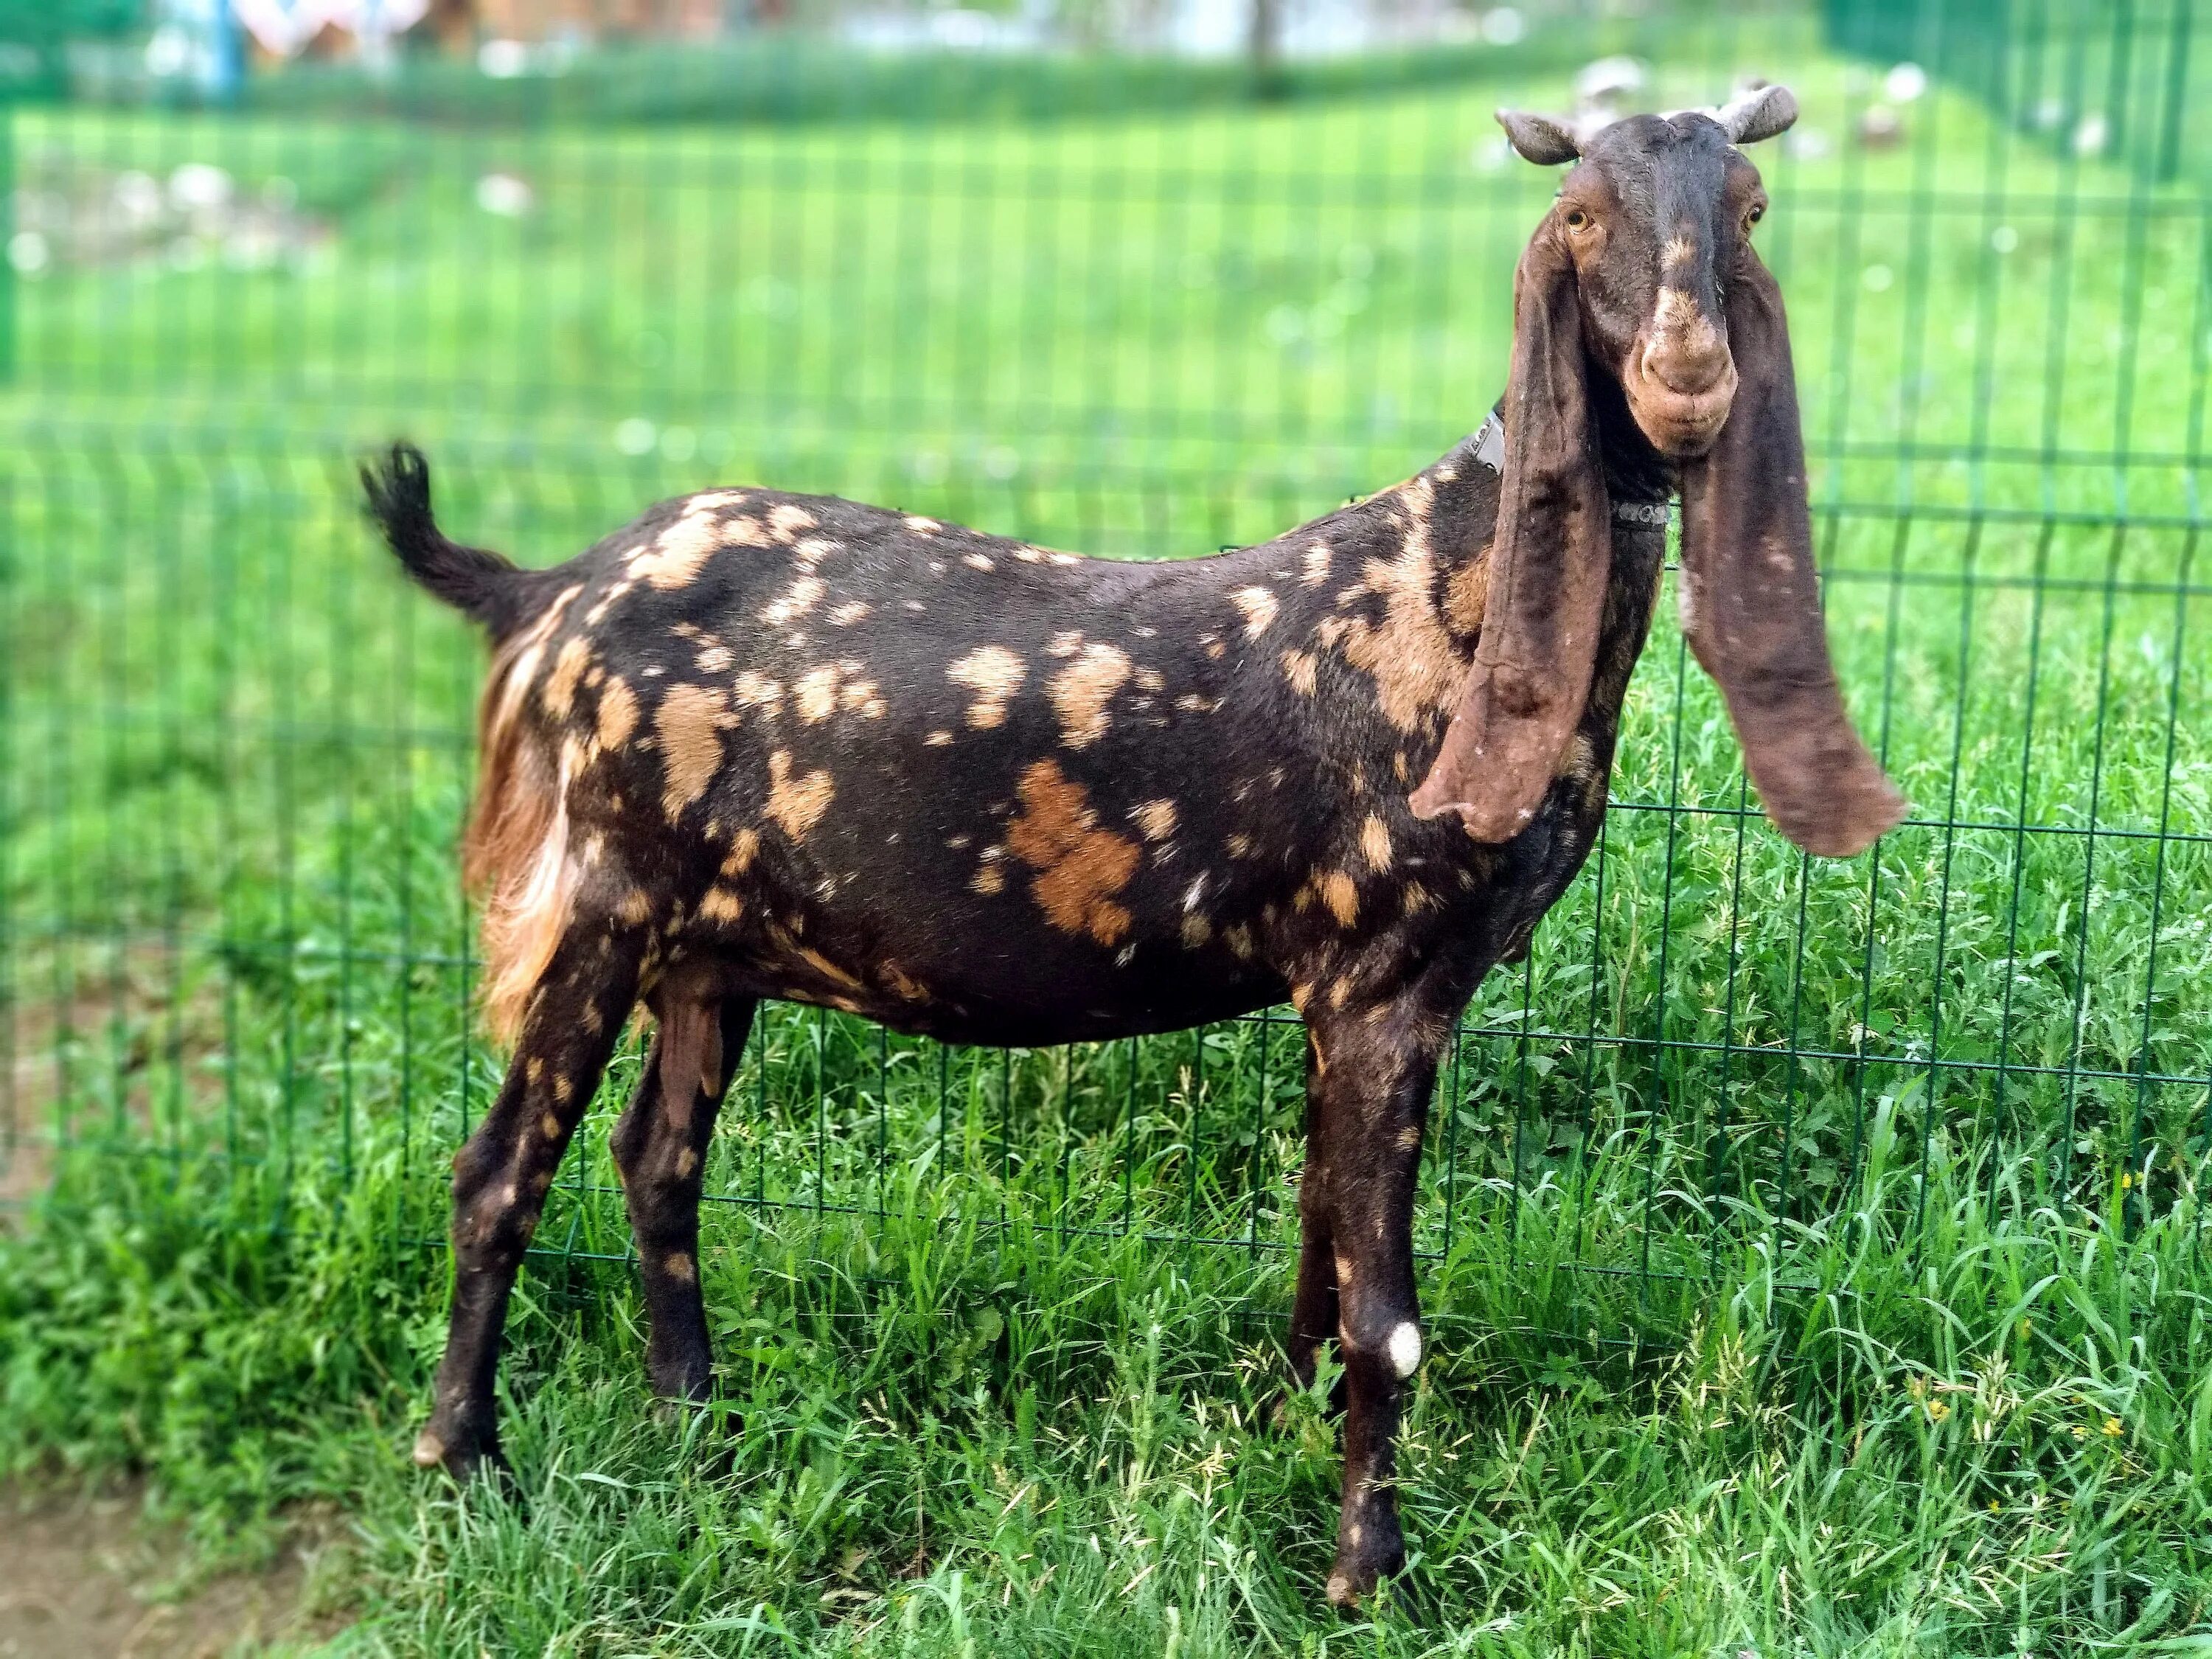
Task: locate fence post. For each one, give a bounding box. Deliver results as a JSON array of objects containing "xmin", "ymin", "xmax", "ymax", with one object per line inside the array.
[
  {"xmin": 2156, "ymin": 0, "xmax": 2192, "ymax": 184},
  {"xmin": 0, "ymin": 90, "xmax": 13, "ymax": 386}
]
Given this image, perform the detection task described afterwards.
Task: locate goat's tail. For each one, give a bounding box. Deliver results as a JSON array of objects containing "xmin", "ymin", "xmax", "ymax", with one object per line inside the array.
[{"xmin": 363, "ymin": 442, "xmax": 532, "ymax": 638}]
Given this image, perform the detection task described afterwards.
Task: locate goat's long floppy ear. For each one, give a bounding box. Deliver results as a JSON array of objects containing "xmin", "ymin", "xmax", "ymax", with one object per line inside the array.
[
  {"xmin": 1411, "ymin": 228, "xmax": 1611, "ymax": 837},
  {"xmin": 1677, "ymin": 248, "xmax": 1906, "ymax": 857}
]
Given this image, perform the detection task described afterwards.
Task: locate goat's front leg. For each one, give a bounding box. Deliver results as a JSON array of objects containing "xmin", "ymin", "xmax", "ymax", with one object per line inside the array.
[
  {"xmin": 611, "ymin": 992, "xmax": 756, "ymax": 1405},
  {"xmin": 414, "ymin": 919, "xmax": 647, "ymax": 1481},
  {"xmin": 1303, "ymin": 1009, "xmax": 1437, "ymax": 1610},
  {"xmin": 1287, "ymin": 1027, "xmax": 1341, "ymax": 1399}
]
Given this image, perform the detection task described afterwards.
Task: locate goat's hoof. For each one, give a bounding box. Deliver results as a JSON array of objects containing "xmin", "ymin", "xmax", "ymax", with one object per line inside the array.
[
  {"xmin": 1325, "ymin": 1531, "xmax": 1405, "ymax": 1613},
  {"xmin": 412, "ymin": 1422, "xmax": 507, "ymax": 1484}
]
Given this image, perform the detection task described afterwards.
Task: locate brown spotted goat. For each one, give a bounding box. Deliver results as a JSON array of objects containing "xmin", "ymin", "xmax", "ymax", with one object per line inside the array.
[{"xmin": 369, "ymin": 86, "xmax": 1902, "ymax": 1608}]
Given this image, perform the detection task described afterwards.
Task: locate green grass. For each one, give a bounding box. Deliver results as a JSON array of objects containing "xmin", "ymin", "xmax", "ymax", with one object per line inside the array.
[{"xmin": 4, "ymin": 18, "xmax": 2212, "ymax": 1655}]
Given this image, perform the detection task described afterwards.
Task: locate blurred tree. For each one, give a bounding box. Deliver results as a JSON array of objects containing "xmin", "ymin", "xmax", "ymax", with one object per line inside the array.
[{"xmin": 0, "ymin": 0, "xmax": 148, "ymax": 96}]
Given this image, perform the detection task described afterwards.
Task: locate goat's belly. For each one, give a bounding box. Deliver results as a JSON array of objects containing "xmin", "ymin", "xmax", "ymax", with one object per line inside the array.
[{"xmin": 681, "ymin": 905, "xmax": 1286, "ymax": 1049}]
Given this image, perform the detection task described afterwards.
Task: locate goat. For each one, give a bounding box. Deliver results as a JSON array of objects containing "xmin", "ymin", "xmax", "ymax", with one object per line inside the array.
[{"xmin": 366, "ymin": 85, "xmax": 1902, "ymax": 1607}]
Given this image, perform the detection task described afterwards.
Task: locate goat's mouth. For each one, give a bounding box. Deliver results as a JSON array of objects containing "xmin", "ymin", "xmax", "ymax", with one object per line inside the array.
[{"xmin": 1622, "ymin": 339, "xmax": 1739, "ymax": 459}]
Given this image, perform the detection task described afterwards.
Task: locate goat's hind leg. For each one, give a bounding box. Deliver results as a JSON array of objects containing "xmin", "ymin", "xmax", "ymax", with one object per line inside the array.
[
  {"xmin": 611, "ymin": 984, "xmax": 757, "ymax": 1406},
  {"xmin": 414, "ymin": 919, "xmax": 647, "ymax": 1481}
]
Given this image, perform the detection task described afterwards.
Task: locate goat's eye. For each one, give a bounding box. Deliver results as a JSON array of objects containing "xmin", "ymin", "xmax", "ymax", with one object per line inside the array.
[
  {"xmin": 1745, "ymin": 204, "xmax": 1765, "ymax": 229},
  {"xmin": 1563, "ymin": 207, "xmax": 1591, "ymax": 232}
]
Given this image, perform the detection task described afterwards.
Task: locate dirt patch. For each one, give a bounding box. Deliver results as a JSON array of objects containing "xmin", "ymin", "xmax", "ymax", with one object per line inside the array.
[
  {"xmin": 3, "ymin": 942, "xmax": 232, "ymax": 1219},
  {"xmin": 0, "ymin": 1486, "xmax": 340, "ymax": 1658}
]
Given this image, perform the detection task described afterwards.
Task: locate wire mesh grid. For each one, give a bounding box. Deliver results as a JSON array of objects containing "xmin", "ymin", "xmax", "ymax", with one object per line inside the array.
[{"xmin": 1, "ymin": 1, "xmax": 2207, "ymax": 1342}]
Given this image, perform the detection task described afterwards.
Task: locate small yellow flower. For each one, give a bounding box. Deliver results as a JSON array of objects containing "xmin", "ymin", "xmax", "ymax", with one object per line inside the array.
[
  {"xmin": 1987, "ymin": 1499, "xmax": 2000, "ymax": 1513},
  {"xmin": 2070, "ymin": 1425, "xmax": 2088, "ymax": 1440},
  {"xmin": 2121, "ymin": 1172, "xmax": 2135, "ymax": 1190},
  {"xmin": 2102, "ymin": 1416, "xmax": 2124, "ymax": 1438},
  {"xmin": 1927, "ymin": 1399, "xmax": 1952, "ymax": 1423}
]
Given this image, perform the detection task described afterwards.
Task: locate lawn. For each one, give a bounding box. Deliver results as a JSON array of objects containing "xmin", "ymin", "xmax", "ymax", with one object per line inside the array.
[{"xmin": 2, "ymin": 11, "xmax": 2211, "ymax": 1653}]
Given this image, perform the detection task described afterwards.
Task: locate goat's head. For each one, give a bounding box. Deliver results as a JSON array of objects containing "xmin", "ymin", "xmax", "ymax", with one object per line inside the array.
[{"xmin": 1411, "ymin": 85, "xmax": 1908, "ymax": 859}]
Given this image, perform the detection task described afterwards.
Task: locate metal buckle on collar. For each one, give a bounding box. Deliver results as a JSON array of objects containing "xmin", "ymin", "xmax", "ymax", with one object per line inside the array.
[{"xmin": 1470, "ymin": 410, "xmax": 1672, "ymax": 529}]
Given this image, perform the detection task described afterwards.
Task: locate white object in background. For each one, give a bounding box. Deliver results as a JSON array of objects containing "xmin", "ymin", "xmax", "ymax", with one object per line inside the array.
[{"xmin": 232, "ymin": 0, "xmax": 331, "ymax": 56}]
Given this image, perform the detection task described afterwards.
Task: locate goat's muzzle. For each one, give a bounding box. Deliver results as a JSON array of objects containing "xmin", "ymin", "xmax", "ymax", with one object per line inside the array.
[{"xmin": 1624, "ymin": 299, "xmax": 1738, "ymax": 458}]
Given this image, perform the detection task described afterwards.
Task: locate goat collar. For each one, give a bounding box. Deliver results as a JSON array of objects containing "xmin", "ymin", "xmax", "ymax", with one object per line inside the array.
[{"xmin": 1470, "ymin": 406, "xmax": 1672, "ymax": 526}]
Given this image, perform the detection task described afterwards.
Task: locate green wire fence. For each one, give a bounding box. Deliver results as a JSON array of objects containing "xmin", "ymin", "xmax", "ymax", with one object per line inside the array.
[{"xmin": 1, "ymin": 0, "xmax": 2205, "ymax": 1345}]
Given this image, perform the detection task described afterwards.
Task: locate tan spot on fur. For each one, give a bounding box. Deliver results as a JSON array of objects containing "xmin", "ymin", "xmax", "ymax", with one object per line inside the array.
[
  {"xmin": 1310, "ymin": 496, "xmax": 1464, "ymax": 733},
  {"xmin": 1402, "ymin": 882, "xmax": 1436, "ymax": 915},
  {"xmin": 768, "ymin": 503, "xmax": 818, "ymax": 540},
  {"xmin": 924, "ymin": 729, "xmax": 954, "ymax": 746},
  {"xmin": 796, "ymin": 662, "xmax": 843, "ymax": 723},
  {"xmin": 1318, "ymin": 870, "xmax": 1358, "ymax": 927},
  {"xmin": 656, "ymin": 683, "xmax": 731, "ymax": 819},
  {"xmin": 1174, "ymin": 693, "xmax": 1218, "ymax": 714},
  {"xmin": 963, "ymin": 553, "xmax": 995, "ymax": 572},
  {"xmin": 795, "ymin": 945, "xmax": 866, "ymax": 993},
  {"xmin": 1444, "ymin": 549, "xmax": 1491, "ymax": 636},
  {"xmin": 948, "ymin": 645, "xmax": 1026, "ymax": 729},
  {"xmin": 1360, "ymin": 815, "xmax": 1393, "ymax": 872},
  {"xmin": 1049, "ymin": 642, "xmax": 1132, "ymax": 749},
  {"xmin": 526, "ymin": 1058, "xmax": 543, "ymax": 1083},
  {"xmin": 1180, "ymin": 914, "xmax": 1211, "ymax": 949},
  {"xmin": 972, "ymin": 863, "xmax": 1006, "ymax": 896},
  {"xmin": 1301, "ymin": 543, "xmax": 1332, "ymax": 587},
  {"xmin": 1004, "ymin": 759, "xmax": 1141, "ymax": 946},
  {"xmin": 830, "ymin": 600, "xmax": 871, "ymax": 626},
  {"xmin": 882, "ymin": 961, "xmax": 930, "ymax": 1001},
  {"xmin": 1225, "ymin": 833, "xmax": 1253, "ymax": 859},
  {"xmin": 1231, "ymin": 585, "xmax": 1279, "ymax": 641},
  {"xmin": 1130, "ymin": 799, "xmax": 1178, "ymax": 842},
  {"xmin": 766, "ymin": 750, "xmax": 835, "ymax": 841},
  {"xmin": 664, "ymin": 1251, "xmax": 696, "ymax": 1284},
  {"xmin": 540, "ymin": 1110, "xmax": 562, "ymax": 1139},
  {"xmin": 592, "ymin": 675, "xmax": 637, "ymax": 752},
  {"xmin": 542, "ymin": 636, "xmax": 591, "ymax": 719},
  {"xmin": 628, "ymin": 509, "xmax": 726, "ymax": 591},
  {"xmin": 1290, "ymin": 981, "xmax": 1313, "ymax": 1012},
  {"xmin": 700, "ymin": 886, "xmax": 746, "ymax": 925},
  {"xmin": 1663, "ymin": 234, "xmax": 1697, "ymax": 267},
  {"xmin": 1398, "ymin": 1124, "xmax": 1424, "ymax": 1150},
  {"xmin": 760, "ymin": 574, "xmax": 826, "ymax": 627},
  {"xmin": 905, "ymin": 515, "xmax": 940, "ymax": 535},
  {"xmin": 1045, "ymin": 630, "xmax": 1085, "ymax": 658},
  {"xmin": 1280, "ymin": 648, "xmax": 1319, "ymax": 697},
  {"xmin": 695, "ymin": 644, "xmax": 734, "ymax": 674},
  {"xmin": 616, "ymin": 889, "xmax": 653, "ymax": 927},
  {"xmin": 732, "ymin": 670, "xmax": 782, "ymax": 714},
  {"xmin": 841, "ymin": 676, "xmax": 886, "ymax": 719},
  {"xmin": 675, "ymin": 1147, "xmax": 699, "ymax": 1178},
  {"xmin": 1224, "ymin": 923, "xmax": 1254, "ymax": 960},
  {"xmin": 722, "ymin": 829, "xmax": 759, "ymax": 877}
]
